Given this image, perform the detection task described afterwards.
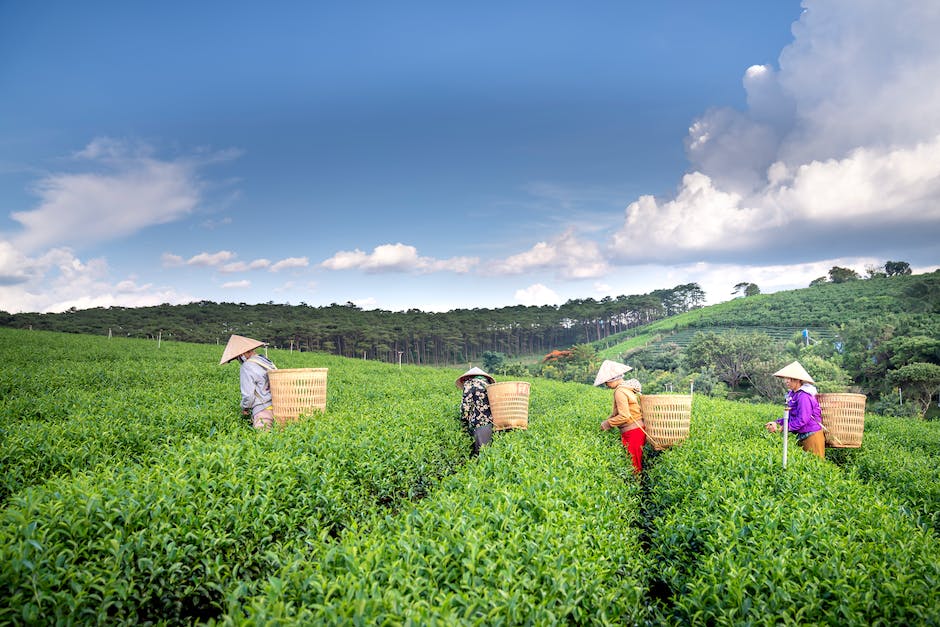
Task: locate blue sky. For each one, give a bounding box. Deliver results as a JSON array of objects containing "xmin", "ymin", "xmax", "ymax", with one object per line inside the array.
[{"xmin": 1, "ymin": 0, "xmax": 938, "ymax": 314}]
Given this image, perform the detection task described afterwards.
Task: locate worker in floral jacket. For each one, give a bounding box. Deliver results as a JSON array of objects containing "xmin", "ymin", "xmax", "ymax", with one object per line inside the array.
[{"xmin": 456, "ymin": 367, "xmax": 496, "ymax": 456}]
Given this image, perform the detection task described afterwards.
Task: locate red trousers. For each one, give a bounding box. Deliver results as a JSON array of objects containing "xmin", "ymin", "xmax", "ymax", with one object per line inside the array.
[{"xmin": 620, "ymin": 427, "xmax": 646, "ymax": 474}]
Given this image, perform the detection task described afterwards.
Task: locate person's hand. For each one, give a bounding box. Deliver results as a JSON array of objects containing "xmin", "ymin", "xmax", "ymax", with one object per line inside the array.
[
  {"xmin": 765, "ymin": 421, "xmax": 779, "ymax": 433},
  {"xmin": 601, "ymin": 420, "xmax": 611, "ymax": 431},
  {"xmin": 242, "ymin": 409, "xmax": 250, "ymax": 417}
]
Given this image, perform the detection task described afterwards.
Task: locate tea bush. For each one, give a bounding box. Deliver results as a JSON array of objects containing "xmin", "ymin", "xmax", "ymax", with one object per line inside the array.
[
  {"xmin": 229, "ymin": 382, "xmax": 651, "ymax": 625},
  {"xmin": 829, "ymin": 415, "xmax": 940, "ymax": 533},
  {"xmin": 2, "ymin": 329, "xmax": 939, "ymax": 625},
  {"xmin": 644, "ymin": 396, "xmax": 940, "ymax": 625}
]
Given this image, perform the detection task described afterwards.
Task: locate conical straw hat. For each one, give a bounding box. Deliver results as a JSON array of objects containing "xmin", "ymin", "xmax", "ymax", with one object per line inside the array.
[
  {"xmin": 219, "ymin": 334, "xmax": 265, "ymax": 365},
  {"xmin": 593, "ymin": 359, "xmax": 632, "ymax": 386},
  {"xmin": 455, "ymin": 367, "xmax": 495, "ymax": 388},
  {"xmin": 772, "ymin": 360, "xmax": 814, "ymax": 383}
]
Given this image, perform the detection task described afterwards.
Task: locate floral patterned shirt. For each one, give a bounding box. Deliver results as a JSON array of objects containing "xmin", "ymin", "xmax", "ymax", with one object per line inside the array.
[{"xmin": 461, "ymin": 378, "xmax": 493, "ymax": 430}]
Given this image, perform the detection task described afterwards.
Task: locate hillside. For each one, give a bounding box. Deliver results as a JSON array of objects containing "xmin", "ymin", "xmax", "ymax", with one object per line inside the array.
[{"xmin": 594, "ymin": 271, "xmax": 940, "ymax": 360}]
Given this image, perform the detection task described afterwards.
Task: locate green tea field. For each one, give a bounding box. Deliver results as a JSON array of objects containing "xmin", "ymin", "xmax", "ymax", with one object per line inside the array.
[{"xmin": 1, "ymin": 328, "xmax": 938, "ymax": 625}]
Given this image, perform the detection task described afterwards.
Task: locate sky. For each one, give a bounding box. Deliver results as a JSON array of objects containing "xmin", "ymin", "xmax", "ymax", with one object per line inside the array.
[{"xmin": 1, "ymin": 0, "xmax": 938, "ymax": 315}]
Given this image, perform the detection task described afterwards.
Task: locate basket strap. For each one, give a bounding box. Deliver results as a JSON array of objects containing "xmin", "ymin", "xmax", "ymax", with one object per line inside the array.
[
  {"xmin": 819, "ymin": 422, "xmax": 845, "ymax": 446},
  {"xmin": 248, "ymin": 356, "xmax": 277, "ymax": 371},
  {"xmin": 636, "ymin": 424, "xmax": 661, "ymax": 448}
]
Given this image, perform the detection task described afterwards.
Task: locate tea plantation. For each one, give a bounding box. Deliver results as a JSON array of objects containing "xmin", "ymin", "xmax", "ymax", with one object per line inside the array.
[{"xmin": 1, "ymin": 328, "xmax": 937, "ymax": 625}]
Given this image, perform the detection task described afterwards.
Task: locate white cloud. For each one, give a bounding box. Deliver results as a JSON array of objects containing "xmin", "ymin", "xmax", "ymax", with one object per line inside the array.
[
  {"xmin": 270, "ymin": 257, "xmax": 309, "ymax": 272},
  {"xmin": 8, "ymin": 138, "xmax": 238, "ymax": 253},
  {"xmin": 612, "ymin": 135, "xmax": 940, "ymax": 264},
  {"xmin": 321, "ymin": 243, "xmax": 478, "ymax": 274},
  {"xmin": 0, "ymin": 245, "xmax": 194, "ymax": 313},
  {"xmin": 766, "ymin": 137, "xmax": 940, "ymax": 223},
  {"xmin": 164, "ymin": 251, "xmax": 292, "ymax": 274},
  {"xmin": 776, "ymin": 1, "xmax": 940, "ymax": 166},
  {"xmin": 220, "ymin": 259, "xmax": 272, "ymax": 273},
  {"xmin": 0, "ymin": 241, "xmax": 38, "ymax": 286},
  {"xmin": 515, "ymin": 283, "xmax": 561, "ymax": 306},
  {"xmin": 186, "ymin": 251, "xmax": 237, "ymax": 267},
  {"xmin": 492, "ymin": 228, "xmax": 609, "ymax": 279},
  {"xmin": 611, "ymin": 173, "xmax": 762, "ymax": 263},
  {"xmin": 606, "ymin": 0, "xmax": 940, "ymax": 267}
]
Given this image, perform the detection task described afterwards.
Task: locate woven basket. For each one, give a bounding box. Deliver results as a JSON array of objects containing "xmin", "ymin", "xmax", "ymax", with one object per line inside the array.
[
  {"xmin": 487, "ymin": 381, "xmax": 531, "ymax": 431},
  {"xmin": 268, "ymin": 368, "xmax": 328, "ymax": 426},
  {"xmin": 817, "ymin": 392, "xmax": 865, "ymax": 448},
  {"xmin": 639, "ymin": 394, "xmax": 692, "ymax": 451}
]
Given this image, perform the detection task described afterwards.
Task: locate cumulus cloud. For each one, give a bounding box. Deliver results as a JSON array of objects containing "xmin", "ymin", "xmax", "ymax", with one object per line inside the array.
[
  {"xmin": 321, "ymin": 243, "xmax": 478, "ymax": 274},
  {"xmin": 492, "ymin": 228, "xmax": 609, "ymax": 279},
  {"xmin": 0, "ymin": 245, "xmax": 193, "ymax": 313},
  {"xmin": 220, "ymin": 259, "xmax": 272, "ymax": 273},
  {"xmin": 0, "ymin": 241, "xmax": 37, "ymax": 286},
  {"xmin": 8, "ymin": 138, "xmax": 238, "ymax": 253},
  {"xmin": 162, "ymin": 251, "xmax": 305, "ymax": 273},
  {"xmin": 515, "ymin": 283, "xmax": 561, "ymax": 306},
  {"xmin": 186, "ymin": 251, "xmax": 237, "ymax": 267},
  {"xmin": 270, "ymin": 257, "xmax": 309, "ymax": 272},
  {"xmin": 610, "ymin": 0, "xmax": 940, "ymax": 267}
]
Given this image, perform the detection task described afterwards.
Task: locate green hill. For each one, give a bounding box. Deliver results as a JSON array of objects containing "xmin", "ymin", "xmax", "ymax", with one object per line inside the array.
[{"xmin": 595, "ymin": 271, "xmax": 940, "ymax": 359}]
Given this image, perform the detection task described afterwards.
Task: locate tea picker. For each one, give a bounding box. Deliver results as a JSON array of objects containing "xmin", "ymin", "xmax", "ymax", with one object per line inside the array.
[
  {"xmin": 594, "ymin": 360, "xmax": 647, "ymax": 475},
  {"xmin": 765, "ymin": 361, "xmax": 826, "ymax": 463},
  {"xmin": 220, "ymin": 334, "xmax": 278, "ymax": 430}
]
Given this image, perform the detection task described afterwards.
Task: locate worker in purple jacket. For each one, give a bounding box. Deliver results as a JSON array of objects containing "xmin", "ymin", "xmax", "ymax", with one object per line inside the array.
[{"xmin": 765, "ymin": 361, "xmax": 825, "ymax": 459}]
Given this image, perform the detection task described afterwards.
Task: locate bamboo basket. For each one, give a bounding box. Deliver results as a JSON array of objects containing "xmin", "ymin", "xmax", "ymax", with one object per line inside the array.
[
  {"xmin": 639, "ymin": 394, "xmax": 692, "ymax": 451},
  {"xmin": 817, "ymin": 392, "xmax": 865, "ymax": 448},
  {"xmin": 268, "ymin": 368, "xmax": 328, "ymax": 426},
  {"xmin": 487, "ymin": 381, "xmax": 531, "ymax": 431}
]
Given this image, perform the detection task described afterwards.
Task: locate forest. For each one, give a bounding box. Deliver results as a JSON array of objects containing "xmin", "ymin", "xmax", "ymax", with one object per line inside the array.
[{"xmin": 0, "ymin": 283, "xmax": 708, "ymax": 365}]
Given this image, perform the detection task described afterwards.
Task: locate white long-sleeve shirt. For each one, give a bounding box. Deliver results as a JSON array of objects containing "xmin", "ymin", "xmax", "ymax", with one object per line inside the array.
[{"xmin": 240, "ymin": 355, "xmax": 276, "ymax": 415}]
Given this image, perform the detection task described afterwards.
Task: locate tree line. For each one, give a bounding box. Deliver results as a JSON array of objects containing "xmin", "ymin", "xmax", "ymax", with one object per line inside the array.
[{"xmin": 0, "ymin": 283, "xmax": 707, "ymax": 366}]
